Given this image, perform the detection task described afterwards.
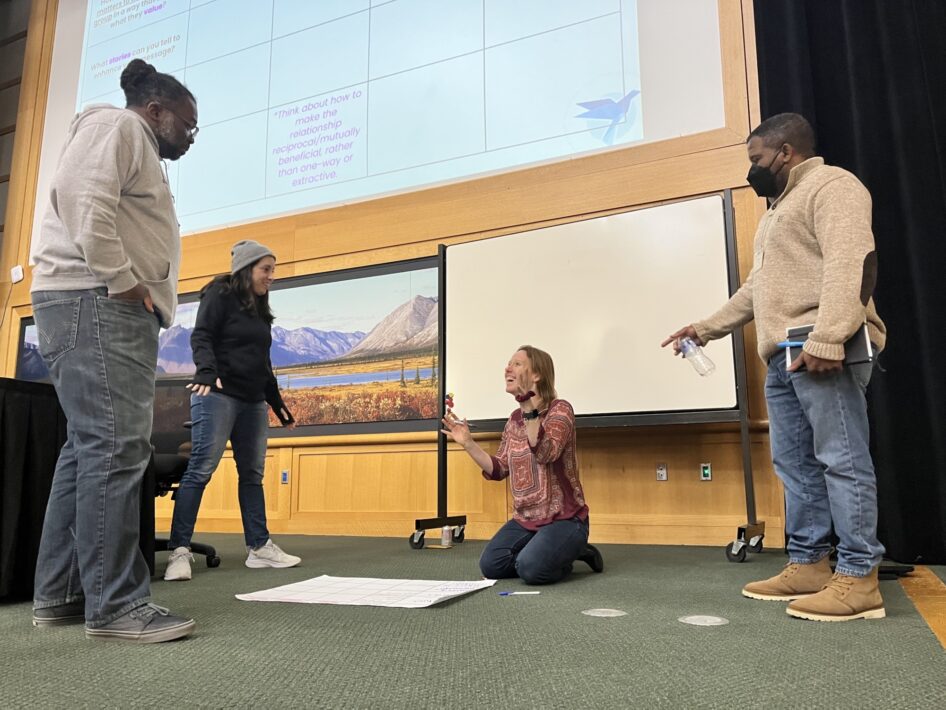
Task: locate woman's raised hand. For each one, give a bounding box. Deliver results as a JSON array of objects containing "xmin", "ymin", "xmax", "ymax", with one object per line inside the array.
[{"xmin": 441, "ymin": 410, "xmax": 472, "ymax": 448}]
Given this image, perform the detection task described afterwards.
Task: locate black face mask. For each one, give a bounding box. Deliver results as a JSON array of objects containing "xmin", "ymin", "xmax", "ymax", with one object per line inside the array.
[{"xmin": 746, "ymin": 151, "xmax": 786, "ymax": 198}]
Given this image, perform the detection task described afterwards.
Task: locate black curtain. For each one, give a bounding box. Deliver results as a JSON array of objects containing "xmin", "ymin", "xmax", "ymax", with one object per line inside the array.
[{"xmin": 753, "ymin": 1, "xmax": 946, "ymax": 563}]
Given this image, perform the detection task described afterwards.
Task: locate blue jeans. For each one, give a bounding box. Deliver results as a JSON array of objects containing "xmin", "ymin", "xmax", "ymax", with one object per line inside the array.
[
  {"xmin": 31, "ymin": 289, "xmax": 159, "ymax": 627},
  {"xmin": 765, "ymin": 356, "xmax": 885, "ymax": 576},
  {"xmin": 480, "ymin": 516, "xmax": 589, "ymax": 585},
  {"xmin": 168, "ymin": 392, "xmax": 270, "ymax": 549}
]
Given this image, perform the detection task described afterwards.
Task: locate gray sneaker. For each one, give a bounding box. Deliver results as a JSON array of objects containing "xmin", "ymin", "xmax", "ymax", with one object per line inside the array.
[
  {"xmin": 33, "ymin": 600, "xmax": 85, "ymax": 626},
  {"xmin": 85, "ymin": 603, "xmax": 195, "ymax": 643}
]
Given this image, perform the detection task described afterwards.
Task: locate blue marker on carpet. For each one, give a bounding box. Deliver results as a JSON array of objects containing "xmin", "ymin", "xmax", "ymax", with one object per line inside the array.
[{"xmin": 498, "ymin": 591, "xmax": 540, "ymax": 596}]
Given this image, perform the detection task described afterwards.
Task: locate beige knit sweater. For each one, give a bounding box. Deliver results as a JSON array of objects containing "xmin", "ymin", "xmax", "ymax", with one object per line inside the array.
[{"xmin": 695, "ymin": 157, "xmax": 886, "ymax": 362}]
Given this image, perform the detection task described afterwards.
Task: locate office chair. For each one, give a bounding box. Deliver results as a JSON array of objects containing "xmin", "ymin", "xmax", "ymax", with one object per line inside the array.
[{"xmin": 148, "ymin": 381, "xmax": 220, "ymax": 573}]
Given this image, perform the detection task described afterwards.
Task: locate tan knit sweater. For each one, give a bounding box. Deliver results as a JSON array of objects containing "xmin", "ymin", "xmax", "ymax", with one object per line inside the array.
[{"xmin": 695, "ymin": 157, "xmax": 886, "ymax": 362}]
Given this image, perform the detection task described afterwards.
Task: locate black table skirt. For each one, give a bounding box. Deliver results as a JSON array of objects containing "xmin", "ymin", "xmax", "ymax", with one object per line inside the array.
[
  {"xmin": 0, "ymin": 377, "xmax": 155, "ymax": 601},
  {"xmin": 0, "ymin": 378, "xmax": 67, "ymax": 600}
]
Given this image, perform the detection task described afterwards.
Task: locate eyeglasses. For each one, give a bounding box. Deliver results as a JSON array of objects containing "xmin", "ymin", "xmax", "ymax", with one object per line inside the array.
[{"xmin": 159, "ymin": 103, "xmax": 199, "ymax": 138}]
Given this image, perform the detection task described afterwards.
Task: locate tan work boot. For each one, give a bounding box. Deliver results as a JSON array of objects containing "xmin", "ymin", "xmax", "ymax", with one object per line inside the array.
[
  {"xmin": 741, "ymin": 556, "xmax": 833, "ymax": 601},
  {"xmin": 786, "ymin": 568, "xmax": 885, "ymax": 622}
]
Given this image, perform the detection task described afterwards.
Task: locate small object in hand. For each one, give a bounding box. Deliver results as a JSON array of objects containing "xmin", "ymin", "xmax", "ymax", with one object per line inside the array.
[
  {"xmin": 677, "ymin": 337, "xmax": 715, "ymax": 376},
  {"xmin": 514, "ymin": 390, "xmax": 536, "ymax": 403}
]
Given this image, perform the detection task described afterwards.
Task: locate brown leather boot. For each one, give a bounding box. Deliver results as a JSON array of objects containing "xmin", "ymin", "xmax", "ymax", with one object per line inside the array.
[
  {"xmin": 786, "ymin": 568, "xmax": 885, "ymax": 621},
  {"xmin": 741, "ymin": 556, "xmax": 833, "ymax": 601}
]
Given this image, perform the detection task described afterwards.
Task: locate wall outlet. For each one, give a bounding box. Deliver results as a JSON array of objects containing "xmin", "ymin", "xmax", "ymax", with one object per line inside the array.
[
  {"xmin": 280, "ymin": 470, "xmax": 289, "ymax": 484},
  {"xmin": 10, "ymin": 265, "xmax": 24, "ymax": 283},
  {"xmin": 656, "ymin": 463, "xmax": 668, "ymax": 481},
  {"xmin": 700, "ymin": 463, "xmax": 712, "ymax": 481}
]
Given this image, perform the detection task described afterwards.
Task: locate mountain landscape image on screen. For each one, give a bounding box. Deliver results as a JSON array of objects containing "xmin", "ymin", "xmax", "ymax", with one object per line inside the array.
[{"xmin": 157, "ymin": 294, "xmax": 439, "ymax": 427}]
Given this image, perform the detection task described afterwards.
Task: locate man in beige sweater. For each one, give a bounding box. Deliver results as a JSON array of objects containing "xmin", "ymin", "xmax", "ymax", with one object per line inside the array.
[
  {"xmin": 664, "ymin": 113, "xmax": 887, "ymax": 622},
  {"xmin": 29, "ymin": 59, "xmax": 198, "ymax": 642}
]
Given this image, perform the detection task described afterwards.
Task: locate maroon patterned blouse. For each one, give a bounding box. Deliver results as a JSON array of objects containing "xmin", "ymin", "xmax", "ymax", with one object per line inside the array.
[{"xmin": 485, "ymin": 399, "xmax": 589, "ymax": 531}]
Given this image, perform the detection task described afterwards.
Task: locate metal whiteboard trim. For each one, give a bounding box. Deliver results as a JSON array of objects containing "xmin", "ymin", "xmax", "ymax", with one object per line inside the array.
[
  {"xmin": 437, "ymin": 244, "xmax": 449, "ymax": 518},
  {"xmin": 465, "ymin": 408, "xmax": 741, "ymax": 433},
  {"xmin": 723, "ymin": 188, "xmax": 759, "ymax": 526}
]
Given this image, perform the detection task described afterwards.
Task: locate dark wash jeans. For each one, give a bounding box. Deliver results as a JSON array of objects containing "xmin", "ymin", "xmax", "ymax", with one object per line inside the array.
[
  {"xmin": 31, "ymin": 289, "xmax": 159, "ymax": 627},
  {"xmin": 480, "ymin": 515, "xmax": 589, "ymax": 585},
  {"xmin": 168, "ymin": 392, "xmax": 270, "ymax": 550}
]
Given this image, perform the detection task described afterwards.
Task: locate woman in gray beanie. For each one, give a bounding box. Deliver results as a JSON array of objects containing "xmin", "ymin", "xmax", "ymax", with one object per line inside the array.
[{"xmin": 164, "ymin": 240, "xmax": 300, "ymax": 580}]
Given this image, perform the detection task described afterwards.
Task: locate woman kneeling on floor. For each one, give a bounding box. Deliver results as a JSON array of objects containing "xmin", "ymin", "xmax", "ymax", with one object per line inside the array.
[
  {"xmin": 441, "ymin": 345, "xmax": 603, "ymax": 584},
  {"xmin": 164, "ymin": 240, "xmax": 300, "ymax": 581}
]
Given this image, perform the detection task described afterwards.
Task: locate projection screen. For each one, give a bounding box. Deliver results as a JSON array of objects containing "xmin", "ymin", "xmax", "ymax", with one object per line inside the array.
[{"xmin": 33, "ymin": 0, "xmax": 726, "ymax": 236}]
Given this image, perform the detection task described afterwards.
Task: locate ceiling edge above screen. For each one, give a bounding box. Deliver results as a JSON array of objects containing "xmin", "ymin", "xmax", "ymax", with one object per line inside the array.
[{"xmin": 444, "ymin": 194, "xmax": 738, "ymax": 424}]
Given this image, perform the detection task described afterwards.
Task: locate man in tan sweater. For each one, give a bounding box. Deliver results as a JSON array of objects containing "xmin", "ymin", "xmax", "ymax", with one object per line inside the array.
[{"xmin": 664, "ymin": 113, "xmax": 887, "ymax": 622}]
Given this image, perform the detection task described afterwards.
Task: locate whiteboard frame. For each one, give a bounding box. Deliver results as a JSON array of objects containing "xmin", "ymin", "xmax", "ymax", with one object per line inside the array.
[{"xmin": 438, "ymin": 190, "xmax": 750, "ymax": 432}]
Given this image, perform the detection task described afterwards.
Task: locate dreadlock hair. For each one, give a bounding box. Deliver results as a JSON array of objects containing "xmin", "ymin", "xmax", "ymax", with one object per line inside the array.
[{"xmin": 120, "ymin": 58, "xmax": 195, "ymax": 108}]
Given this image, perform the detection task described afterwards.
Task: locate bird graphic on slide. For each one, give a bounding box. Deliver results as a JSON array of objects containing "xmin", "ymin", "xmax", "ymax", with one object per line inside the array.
[{"xmin": 576, "ymin": 89, "xmax": 640, "ymax": 145}]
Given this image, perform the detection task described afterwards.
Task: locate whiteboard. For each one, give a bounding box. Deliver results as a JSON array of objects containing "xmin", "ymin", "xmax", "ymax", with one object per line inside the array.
[{"xmin": 445, "ymin": 195, "xmax": 737, "ymax": 421}]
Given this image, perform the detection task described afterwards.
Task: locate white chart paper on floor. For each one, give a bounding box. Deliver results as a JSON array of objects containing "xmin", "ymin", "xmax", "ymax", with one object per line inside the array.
[{"xmin": 236, "ymin": 575, "xmax": 496, "ymax": 608}]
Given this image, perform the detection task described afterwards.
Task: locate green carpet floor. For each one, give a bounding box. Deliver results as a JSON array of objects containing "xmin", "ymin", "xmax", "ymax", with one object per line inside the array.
[{"xmin": 1, "ymin": 535, "xmax": 944, "ymax": 709}]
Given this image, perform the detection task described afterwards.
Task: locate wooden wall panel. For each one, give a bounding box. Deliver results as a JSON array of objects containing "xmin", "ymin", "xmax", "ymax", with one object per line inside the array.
[
  {"xmin": 221, "ymin": 441, "xmax": 508, "ymax": 540},
  {"xmin": 576, "ymin": 427, "xmax": 783, "ymax": 545},
  {"xmin": 0, "ymin": 0, "xmax": 57, "ymax": 366},
  {"xmin": 155, "ymin": 450, "xmax": 286, "ymax": 529},
  {"xmin": 155, "ymin": 426, "xmax": 784, "ymax": 549}
]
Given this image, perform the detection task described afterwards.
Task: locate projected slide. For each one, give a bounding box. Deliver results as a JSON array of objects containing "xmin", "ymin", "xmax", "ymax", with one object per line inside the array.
[{"xmin": 76, "ymin": 0, "xmax": 642, "ymax": 233}]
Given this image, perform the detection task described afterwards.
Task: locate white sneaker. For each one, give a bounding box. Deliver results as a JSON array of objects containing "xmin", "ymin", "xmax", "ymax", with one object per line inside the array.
[
  {"xmin": 245, "ymin": 539, "xmax": 301, "ymax": 569},
  {"xmin": 164, "ymin": 547, "xmax": 193, "ymax": 581}
]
